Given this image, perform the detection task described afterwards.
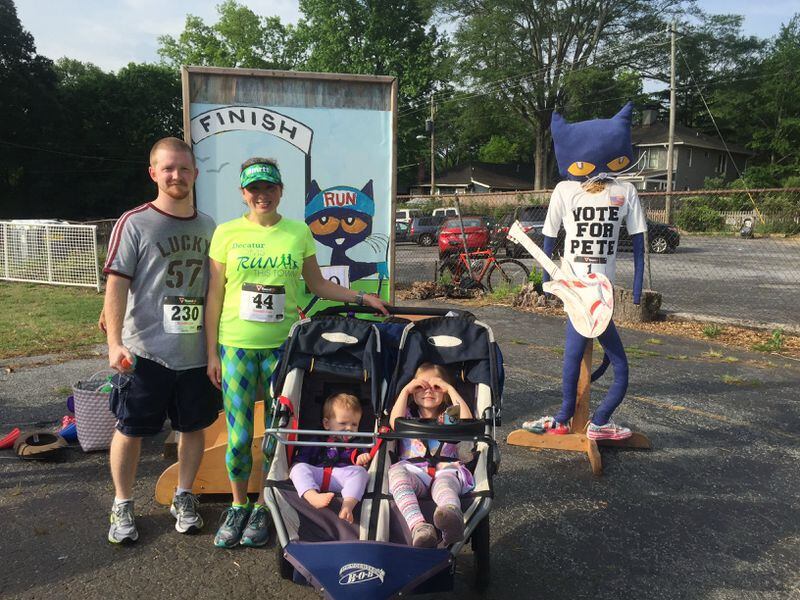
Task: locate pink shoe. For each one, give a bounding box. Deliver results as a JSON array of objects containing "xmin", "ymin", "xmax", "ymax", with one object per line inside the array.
[
  {"xmin": 411, "ymin": 523, "xmax": 438, "ymax": 548},
  {"xmin": 587, "ymin": 420, "xmax": 632, "ymax": 440},
  {"xmin": 522, "ymin": 416, "xmax": 569, "ymax": 435},
  {"xmin": 433, "ymin": 505, "xmax": 464, "ymax": 545}
]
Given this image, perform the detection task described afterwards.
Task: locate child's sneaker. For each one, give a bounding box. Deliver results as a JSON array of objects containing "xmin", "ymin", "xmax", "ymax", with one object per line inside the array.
[
  {"xmin": 587, "ymin": 420, "xmax": 632, "ymax": 441},
  {"xmin": 433, "ymin": 505, "xmax": 464, "ymax": 545},
  {"xmin": 522, "ymin": 416, "xmax": 569, "ymax": 435},
  {"xmin": 411, "ymin": 523, "xmax": 438, "ymax": 548}
]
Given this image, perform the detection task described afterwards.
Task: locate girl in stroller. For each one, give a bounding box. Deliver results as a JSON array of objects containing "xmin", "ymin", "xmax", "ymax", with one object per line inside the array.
[
  {"xmin": 388, "ymin": 362, "xmax": 474, "ymax": 548},
  {"xmin": 289, "ymin": 393, "xmax": 373, "ymax": 523}
]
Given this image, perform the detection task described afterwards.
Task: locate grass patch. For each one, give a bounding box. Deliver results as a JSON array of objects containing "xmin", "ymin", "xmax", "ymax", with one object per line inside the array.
[
  {"xmin": 721, "ymin": 374, "xmax": 762, "ymax": 386},
  {"xmin": 645, "ymin": 338, "xmax": 663, "ymax": 345},
  {"xmin": 752, "ymin": 329, "xmax": 784, "ymax": 353},
  {"xmin": 666, "ymin": 354, "xmax": 689, "ymax": 360},
  {"xmin": 702, "ymin": 349, "xmax": 724, "ymax": 359},
  {"xmin": 486, "ymin": 284, "xmax": 521, "ymax": 303},
  {"xmin": 722, "ymin": 356, "xmax": 740, "ymax": 363},
  {"xmin": 702, "ymin": 324, "xmax": 724, "ymax": 339},
  {"xmin": 626, "ymin": 346, "xmax": 661, "ymax": 358},
  {"xmin": 0, "ymin": 282, "xmax": 104, "ymax": 359}
]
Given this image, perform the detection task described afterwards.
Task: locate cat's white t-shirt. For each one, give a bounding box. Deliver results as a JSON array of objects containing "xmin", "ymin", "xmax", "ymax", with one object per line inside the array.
[{"xmin": 542, "ymin": 180, "xmax": 647, "ymax": 283}]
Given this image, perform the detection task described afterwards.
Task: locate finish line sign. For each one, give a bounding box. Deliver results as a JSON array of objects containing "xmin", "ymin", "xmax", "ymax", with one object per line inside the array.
[{"xmin": 190, "ymin": 105, "xmax": 313, "ymax": 154}]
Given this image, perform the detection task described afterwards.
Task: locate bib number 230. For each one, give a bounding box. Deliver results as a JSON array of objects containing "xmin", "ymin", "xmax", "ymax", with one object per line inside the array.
[
  {"xmin": 162, "ymin": 296, "xmax": 204, "ymax": 334},
  {"xmin": 240, "ymin": 284, "xmax": 285, "ymax": 323}
]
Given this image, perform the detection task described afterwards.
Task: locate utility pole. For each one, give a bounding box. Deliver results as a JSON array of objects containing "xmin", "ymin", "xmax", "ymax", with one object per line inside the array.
[
  {"xmin": 427, "ymin": 94, "xmax": 436, "ymax": 196},
  {"xmin": 665, "ymin": 19, "xmax": 677, "ymax": 225}
]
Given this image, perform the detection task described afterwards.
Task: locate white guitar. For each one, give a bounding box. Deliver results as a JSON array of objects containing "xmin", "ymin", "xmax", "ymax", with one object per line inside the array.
[{"xmin": 507, "ymin": 221, "xmax": 613, "ymax": 338}]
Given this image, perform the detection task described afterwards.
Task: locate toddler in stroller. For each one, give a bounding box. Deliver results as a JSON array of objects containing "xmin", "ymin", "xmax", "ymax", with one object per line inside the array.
[
  {"xmin": 290, "ymin": 392, "xmax": 373, "ymax": 523},
  {"xmin": 388, "ymin": 363, "xmax": 474, "ymax": 547}
]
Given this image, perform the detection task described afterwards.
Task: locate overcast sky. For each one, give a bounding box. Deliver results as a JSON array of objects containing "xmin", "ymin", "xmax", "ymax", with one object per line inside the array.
[{"xmin": 15, "ymin": 0, "xmax": 799, "ymax": 73}]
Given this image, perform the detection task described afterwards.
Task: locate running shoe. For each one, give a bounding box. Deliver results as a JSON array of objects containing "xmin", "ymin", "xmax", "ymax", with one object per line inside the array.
[
  {"xmin": 587, "ymin": 420, "xmax": 632, "ymax": 441},
  {"xmin": 522, "ymin": 416, "xmax": 569, "ymax": 435},
  {"xmin": 214, "ymin": 505, "xmax": 251, "ymax": 548},
  {"xmin": 170, "ymin": 492, "xmax": 203, "ymax": 534},
  {"xmin": 108, "ymin": 500, "xmax": 138, "ymax": 544},
  {"xmin": 240, "ymin": 504, "xmax": 270, "ymax": 547}
]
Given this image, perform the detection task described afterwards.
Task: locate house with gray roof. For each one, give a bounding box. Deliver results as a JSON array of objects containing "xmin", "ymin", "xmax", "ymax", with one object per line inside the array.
[
  {"xmin": 623, "ymin": 109, "xmax": 754, "ymax": 191},
  {"xmin": 410, "ymin": 162, "xmax": 533, "ymax": 195}
]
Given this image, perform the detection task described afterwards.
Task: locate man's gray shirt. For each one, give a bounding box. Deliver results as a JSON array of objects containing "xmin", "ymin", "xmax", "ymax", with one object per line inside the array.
[{"xmin": 104, "ymin": 203, "xmax": 215, "ymax": 370}]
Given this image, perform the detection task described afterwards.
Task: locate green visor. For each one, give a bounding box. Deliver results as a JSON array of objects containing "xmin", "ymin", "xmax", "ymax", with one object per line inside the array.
[{"xmin": 240, "ymin": 163, "xmax": 282, "ymax": 188}]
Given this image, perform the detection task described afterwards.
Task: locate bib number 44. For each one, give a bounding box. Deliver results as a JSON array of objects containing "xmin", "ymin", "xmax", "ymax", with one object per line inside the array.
[{"xmin": 240, "ymin": 284, "xmax": 285, "ymax": 323}]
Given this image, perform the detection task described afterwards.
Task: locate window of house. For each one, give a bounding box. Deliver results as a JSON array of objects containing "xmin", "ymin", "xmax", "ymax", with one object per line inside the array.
[
  {"xmin": 647, "ymin": 149, "xmax": 659, "ymax": 169},
  {"xmin": 717, "ymin": 154, "xmax": 727, "ymax": 174}
]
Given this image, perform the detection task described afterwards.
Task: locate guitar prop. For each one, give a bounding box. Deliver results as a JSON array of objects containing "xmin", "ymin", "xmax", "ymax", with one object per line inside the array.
[{"xmin": 507, "ymin": 221, "xmax": 613, "ymax": 338}]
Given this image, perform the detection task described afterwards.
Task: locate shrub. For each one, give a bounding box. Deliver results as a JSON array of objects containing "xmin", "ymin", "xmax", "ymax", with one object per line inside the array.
[{"xmin": 675, "ymin": 205, "xmax": 724, "ymax": 231}]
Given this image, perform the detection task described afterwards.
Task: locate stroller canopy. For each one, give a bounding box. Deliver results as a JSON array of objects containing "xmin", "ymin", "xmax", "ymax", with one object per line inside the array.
[
  {"xmin": 274, "ymin": 315, "xmax": 382, "ymax": 413},
  {"xmin": 385, "ymin": 316, "xmax": 503, "ymax": 415}
]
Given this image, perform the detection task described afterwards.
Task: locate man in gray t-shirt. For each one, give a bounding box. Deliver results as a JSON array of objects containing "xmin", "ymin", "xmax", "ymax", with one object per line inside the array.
[{"xmin": 102, "ymin": 137, "xmax": 218, "ymax": 544}]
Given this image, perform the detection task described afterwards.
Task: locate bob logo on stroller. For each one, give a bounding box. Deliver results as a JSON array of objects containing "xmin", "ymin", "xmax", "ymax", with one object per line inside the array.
[{"xmin": 338, "ymin": 563, "xmax": 386, "ymax": 586}]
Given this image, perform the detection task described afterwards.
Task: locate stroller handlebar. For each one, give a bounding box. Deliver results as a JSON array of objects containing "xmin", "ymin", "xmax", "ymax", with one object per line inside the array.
[{"xmin": 314, "ymin": 304, "xmax": 473, "ymax": 318}]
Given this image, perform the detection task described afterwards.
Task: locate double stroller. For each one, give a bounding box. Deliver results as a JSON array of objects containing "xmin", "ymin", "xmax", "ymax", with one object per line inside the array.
[{"xmin": 263, "ymin": 306, "xmax": 503, "ymax": 599}]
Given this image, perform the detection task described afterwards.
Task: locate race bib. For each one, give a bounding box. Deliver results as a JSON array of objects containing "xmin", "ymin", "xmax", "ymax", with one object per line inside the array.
[
  {"xmin": 240, "ymin": 284, "xmax": 286, "ymax": 323},
  {"xmin": 162, "ymin": 296, "xmax": 203, "ymax": 334}
]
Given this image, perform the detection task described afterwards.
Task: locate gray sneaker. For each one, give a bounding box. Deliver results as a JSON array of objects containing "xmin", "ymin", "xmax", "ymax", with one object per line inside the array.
[
  {"xmin": 240, "ymin": 505, "xmax": 271, "ymax": 547},
  {"xmin": 108, "ymin": 500, "xmax": 138, "ymax": 544},
  {"xmin": 170, "ymin": 492, "xmax": 203, "ymax": 534},
  {"xmin": 214, "ymin": 505, "xmax": 251, "ymax": 548}
]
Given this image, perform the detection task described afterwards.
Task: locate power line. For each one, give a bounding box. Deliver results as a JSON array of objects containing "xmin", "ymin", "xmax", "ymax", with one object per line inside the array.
[
  {"xmin": 398, "ymin": 28, "xmax": 672, "ymax": 115},
  {"xmin": 398, "ymin": 37, "xmax": 673, "ymax": 118},
  {"xmin": 0, "ymin": 140, "xmax": 143, "ymax": 164},
  {"xmin": 677, "ymin": 44, "xmax": 765, "ymax": 223}
]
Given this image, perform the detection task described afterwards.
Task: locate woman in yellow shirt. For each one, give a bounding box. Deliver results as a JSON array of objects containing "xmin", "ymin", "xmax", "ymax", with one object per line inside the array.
[{"xmin": 205, "ymin": 157, "xmax": 386, "ymax": 549}]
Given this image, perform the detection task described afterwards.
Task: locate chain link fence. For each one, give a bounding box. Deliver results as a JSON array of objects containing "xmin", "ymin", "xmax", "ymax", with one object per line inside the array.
[
  {"xmin": 395, "ymin": 188, "xmax": 800, "ymax": 329},
  {"xmin": 0, "ymin": 221, "xmax": 101, "ymax": 290}
]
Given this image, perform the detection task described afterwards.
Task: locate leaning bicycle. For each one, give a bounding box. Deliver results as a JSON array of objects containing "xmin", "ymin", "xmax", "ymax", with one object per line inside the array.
[{"xmin": 438, "ymin": 244, "xmax": 530, "ymax": 292}]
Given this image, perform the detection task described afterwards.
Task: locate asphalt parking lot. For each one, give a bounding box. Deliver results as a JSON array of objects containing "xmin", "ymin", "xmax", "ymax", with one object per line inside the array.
[
  {"xmin": 395, "ymin": 236, "xmax": 800, "ymax": 328},
  {"xmin": 1, "ymin": 302, "xmax": 799, "ymax": 599}
]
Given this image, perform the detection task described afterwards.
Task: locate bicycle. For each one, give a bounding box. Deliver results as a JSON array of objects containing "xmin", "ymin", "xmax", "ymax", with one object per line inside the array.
[{"xmin": 438, "ymin": 243, "xmax": 531, "ymax": 292}]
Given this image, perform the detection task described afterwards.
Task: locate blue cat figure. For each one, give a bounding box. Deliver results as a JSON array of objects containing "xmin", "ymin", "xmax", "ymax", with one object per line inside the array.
[{"xmin": 304, "ymin": 179, "xmax": 388, "ymax": 282}]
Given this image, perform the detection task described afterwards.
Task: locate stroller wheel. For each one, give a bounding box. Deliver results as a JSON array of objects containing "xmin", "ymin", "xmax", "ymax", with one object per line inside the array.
[
  {"xmin": 276, "ymin": 545, "xmax": 294, "ymax": 580},
  {"xmin": 471, "ymin": 516, "xmax": 491, "ymax": 590}
]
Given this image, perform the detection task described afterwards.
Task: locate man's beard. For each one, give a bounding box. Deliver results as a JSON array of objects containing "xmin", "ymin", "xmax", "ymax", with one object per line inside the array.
[{"xmin": 162, "ymin": 182, "xmax": 191, "ymax": 200}]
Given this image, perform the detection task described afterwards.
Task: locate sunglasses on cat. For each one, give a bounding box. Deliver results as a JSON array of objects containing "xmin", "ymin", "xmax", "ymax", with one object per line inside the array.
[{"xmin": 308, "ymin": 215, "xmax": 368, "ymax": 235}]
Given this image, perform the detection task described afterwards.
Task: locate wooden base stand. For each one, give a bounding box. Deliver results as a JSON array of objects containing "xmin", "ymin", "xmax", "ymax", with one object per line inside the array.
[
  {"xmin": 155, "ymin": 401, "xmax": 266, "ymax": 505},
  {"xmin": 507, "ymin": 343, "xmax": 650, "ymax": 475}
]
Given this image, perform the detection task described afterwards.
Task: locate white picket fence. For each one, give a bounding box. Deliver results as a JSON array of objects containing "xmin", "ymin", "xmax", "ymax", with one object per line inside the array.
[{"xmin": 0, "ymin": 221, "xmax": 101, "ymax": 290}]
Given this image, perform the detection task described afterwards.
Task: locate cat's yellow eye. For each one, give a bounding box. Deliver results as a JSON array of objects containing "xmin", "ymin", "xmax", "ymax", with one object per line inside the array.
[
  {"xmin": 309, "ymin": 216, "xmax": 340, "ymax": 235},
  {"xmin": 341, "ymin": 217, "xmax": 367, "ymax": 234},
  {"xmin": 567, "ymin": 161, "xmax": 596, "ymax": 177},
  {"xmin": 607, "ymin": 156, "xmax": 631, "ymax": 171}
]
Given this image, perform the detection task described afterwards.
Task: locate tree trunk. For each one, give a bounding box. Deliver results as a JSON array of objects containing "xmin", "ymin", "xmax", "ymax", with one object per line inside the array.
[{"xmin": 533, "ymin": 121, "xmax": 550, "ymax": 190}]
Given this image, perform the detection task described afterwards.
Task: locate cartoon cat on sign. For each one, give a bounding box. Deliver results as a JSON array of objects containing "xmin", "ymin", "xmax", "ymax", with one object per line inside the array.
[{"xmin": 304, "ymin": 179, "xmax": 389, "ymax": 282}]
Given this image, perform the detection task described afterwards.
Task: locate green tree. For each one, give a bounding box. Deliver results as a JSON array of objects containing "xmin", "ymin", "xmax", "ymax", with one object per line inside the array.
[
  {"xmin": 0, "ymin": 0, "xmax": 59, "ymax": 216},
  {"xmin": 710, "ymin": 15, "xmax": 800, "ymax": 185},
  {"xmin": 158, "ymin": 0, "xmax": 302, "ymax": 69},
  {"xmin": 437, "ymin": 0, "xmax": 692, "ymax": 188},
  {"xmin": 296, "ymin": 0, "xmax": 448, "ymax": 191}
]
